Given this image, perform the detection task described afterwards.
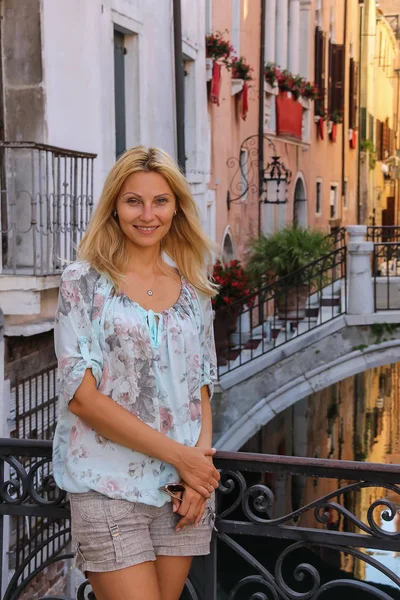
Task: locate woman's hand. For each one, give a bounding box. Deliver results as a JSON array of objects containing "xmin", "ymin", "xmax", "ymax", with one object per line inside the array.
[
  {"xmin": 173, "ymin": 446, "xmax": 219, "ymax": 498},
  {"xmin": 171, "ymin": 483, "xmax": 207, "ymax": 531}
]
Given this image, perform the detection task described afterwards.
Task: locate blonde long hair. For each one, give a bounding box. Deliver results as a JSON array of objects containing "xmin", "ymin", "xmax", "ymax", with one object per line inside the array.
[{"xmin": 78, "ymin": 146, "xmax": 217, "ymax": 295}]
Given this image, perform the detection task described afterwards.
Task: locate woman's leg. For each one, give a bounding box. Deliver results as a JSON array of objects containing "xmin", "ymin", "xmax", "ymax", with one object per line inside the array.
[
  {"xmin": 88, "ymin": 561, "xmax": 162, "ymax": 600},
  {"xmin": 155, "ymin": 556, "xmax": 193, "ymax": 600}
]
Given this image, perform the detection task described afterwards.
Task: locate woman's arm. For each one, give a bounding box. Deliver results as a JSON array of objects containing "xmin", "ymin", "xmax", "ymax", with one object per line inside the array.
[
  {"xmin": 196, "ymin": 385, "xmax": 213, "ymax": 448},
  {"xmin": 70, "ymin": 371, "xmax": 219, "ymax": 497},
  {"xmin": 174, "ymin": 385, "xmax": 216, "ymax": 529}
]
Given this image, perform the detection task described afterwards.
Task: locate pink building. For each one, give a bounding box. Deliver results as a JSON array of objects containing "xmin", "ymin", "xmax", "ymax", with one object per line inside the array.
[{"xmin": 207, "ymin": 0, "xmax": 361, "ymax": 263}]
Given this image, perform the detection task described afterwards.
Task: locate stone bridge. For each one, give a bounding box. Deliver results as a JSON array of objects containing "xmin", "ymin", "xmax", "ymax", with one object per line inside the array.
[{"xmin": 212, "ymin": 226, "xmax": 400, "ymax": 450}]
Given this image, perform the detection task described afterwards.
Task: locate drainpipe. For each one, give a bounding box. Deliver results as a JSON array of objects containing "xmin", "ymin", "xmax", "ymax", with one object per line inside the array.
[
  {"xmin": 173, "ymin": 0, "xmax": 186, "ymax": 174},
  {"xmin": 258, "ymin": 0, "xmax": 266, "ymax": 234},
  {"xmin": 341, "ymin": 0, "xmax": 348, "ymax": 220},
  {"xmin": 357, "ymin": 1, "xmax": 363, "ymax": 224}
]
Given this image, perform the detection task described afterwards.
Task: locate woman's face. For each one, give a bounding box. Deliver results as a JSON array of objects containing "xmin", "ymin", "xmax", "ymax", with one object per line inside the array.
[{"xmin": 115, "ymin": 171, "xmax": 177, "ymax": 250}]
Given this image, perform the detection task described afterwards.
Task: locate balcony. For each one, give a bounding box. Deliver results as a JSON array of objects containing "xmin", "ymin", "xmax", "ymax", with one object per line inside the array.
[
  {"xmin": 0, "ymin": 439, "xmax": 399, "ymax": 599},
  {"xmin": 0, "ymin": 142, "xmax": 96, "ymax": 331}
]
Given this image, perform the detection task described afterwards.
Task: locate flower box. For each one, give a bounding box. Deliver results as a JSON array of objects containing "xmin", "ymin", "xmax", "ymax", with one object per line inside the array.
[
  {"xmin": 329, "ymin": 121, "xmax": 337, "ymax": 142},
  {"xmin": 276, "ymin": 91, "xmax": 303, "ymax": 140},
  {"xmin": 300, "ymin": 97, "xmax": 312, "ymax": 110},
  {"xmin": 205, "ymin": 58, "xmax": 213, "ymax": 82},
  {"xmin": 265, "ymin": 81, "xmax": 278, "ymax": 96},
  {"xmin": 231, "ymin": 78, "xmax": 244, "ymax": 96}
]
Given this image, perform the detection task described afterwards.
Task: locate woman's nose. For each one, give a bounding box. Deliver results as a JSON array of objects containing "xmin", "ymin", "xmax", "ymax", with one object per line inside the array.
[{"xmin": 140, "ymin": 205, "xmax": 155, "ymax": 221}]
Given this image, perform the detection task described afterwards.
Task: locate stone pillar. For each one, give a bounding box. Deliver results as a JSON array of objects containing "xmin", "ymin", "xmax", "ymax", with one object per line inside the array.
[
  {"xmin": 288, "ymin": 0, "xmax": 300, "ymax": 74},
  {"xmin": 347, "ymin": 226, "xmax": 374, "ymax": 315},
  {"xmin": 265, "ymin": 0, "xmax": 277, "ymax": 63},
  {"xmin": 275, "ymin": 0, "xmax": 288, "ymax": 69}
]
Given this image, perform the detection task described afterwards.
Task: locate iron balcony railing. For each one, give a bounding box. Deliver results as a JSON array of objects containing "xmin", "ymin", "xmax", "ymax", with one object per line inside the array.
[
  {"xmin": 372, "ymin": 242, "xmax": 400, "ymax": 311},
  {"xmin": 367, "ymin": 226, "xmax": 400, "ymax": 244},
  {"xmin": 0, "ymin": 439, "xmax": 399, "ymax": 599},
  {"xmin": 216, "ymin": 246, "xmax": 347, "ymax": 376},
  {"xmin": 0, "ymin": 142, "xmax": 96, "ymax": 276}
]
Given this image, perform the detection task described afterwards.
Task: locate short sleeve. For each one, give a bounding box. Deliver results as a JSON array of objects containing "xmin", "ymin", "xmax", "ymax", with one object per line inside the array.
[
  {"xmin": 198, "ymin": 294, "xmax": 217, "ymax": 400},
  {"xmin": 54, "ymin": 262, "xmax": 103, "ymax": 406}
]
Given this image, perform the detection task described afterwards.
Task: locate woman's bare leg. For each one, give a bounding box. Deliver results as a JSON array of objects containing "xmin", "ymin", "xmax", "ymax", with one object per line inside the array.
[
  {"xmin": 155, "ymin": 556, "xmax": 193, "ymax": 600},
  {"xmin": 88, "ymin": 561, "xmax": 161, "ymax": 600}
]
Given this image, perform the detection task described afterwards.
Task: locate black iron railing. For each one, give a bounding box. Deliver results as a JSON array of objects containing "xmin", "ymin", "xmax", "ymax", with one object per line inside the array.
[
  {"xmin": 8, "ymin": 364, "xmax": 61, "ymax": 584},
  {"xmin": 0, "ymin": 439, "xmax": 399, "ymax": 599},
  {"xmin": 367, "ymin": 226, "xmax": 400, "ymax": 244},
  {"xmin": 0, "ymin": 142, "xmax": 96, "ymax": 275},
  {"xmin": 216, "ymin": 246, "xmax": 347, "ymax": 376},
  {"xmin": 327, "ymin": 226, "xmax": 347, "ymax": 249},
  {"xmin": 372, "ymin": 242, "xmax": 400, "ymax": 311}
]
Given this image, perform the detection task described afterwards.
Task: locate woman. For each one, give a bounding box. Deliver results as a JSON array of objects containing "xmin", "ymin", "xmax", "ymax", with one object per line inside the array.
[{"xmin": 53, "ymin": 146, "xmax": 220, "ymax": 600}]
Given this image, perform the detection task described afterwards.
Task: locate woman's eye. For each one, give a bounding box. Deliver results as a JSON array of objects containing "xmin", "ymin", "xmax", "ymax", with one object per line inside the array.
[
  {"xmin": 127, "ymin": 198, "xmax": 140, "ymax": 205},
  {"xmin": 156, "ymin": 197, "xmax": 168, "ymax": 204}
]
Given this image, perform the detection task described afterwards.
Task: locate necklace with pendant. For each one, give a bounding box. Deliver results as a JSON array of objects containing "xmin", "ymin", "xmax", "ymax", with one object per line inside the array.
[{"xmin": 134, "ymin": 272, "xmax": 155, "ymax": 297}]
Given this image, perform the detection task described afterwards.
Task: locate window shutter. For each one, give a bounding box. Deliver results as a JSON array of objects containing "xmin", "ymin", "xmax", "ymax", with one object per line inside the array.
[
  {"xmin": 349, "ymin": 59, "xmax": 358, "ymax": 129},
  {"xmin": 328, "ymin": 40, "xmax": 333, "ymax": 112},
  {"xmin": 330, "ymin": 44, "xmax": 344, "ymax": 114},
  {"xmin": 383, "ymin": 119, "xmax": 390, "ymax": 158},
  {"xmin": 376, "ymin": 119, "xmax": 384, "ymax": 161},
  {"xmin": 314, "ymin": 27, "xmax": 326, "ymax": 115}
]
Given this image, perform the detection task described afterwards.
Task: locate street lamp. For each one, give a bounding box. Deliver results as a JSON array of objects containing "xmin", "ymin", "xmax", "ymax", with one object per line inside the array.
[{"xmin": 262, "ymin": 155, "xmax": 292, "ymax": 205}]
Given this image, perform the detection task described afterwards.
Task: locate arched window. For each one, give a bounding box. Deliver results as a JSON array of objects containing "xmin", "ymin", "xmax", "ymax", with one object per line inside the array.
[
  {"xmin": 293, "ymin": 175, "xmax": 307, "ymax": 228},
  {"xmin": 222, "ymin": 232, "xmax": 235, "ymax": 263}
]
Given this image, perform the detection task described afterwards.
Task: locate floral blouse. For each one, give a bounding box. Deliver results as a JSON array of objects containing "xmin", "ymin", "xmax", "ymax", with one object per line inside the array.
[{"xmin": 52, "ymin": 261, "xmax": 217, "ymax": 507}]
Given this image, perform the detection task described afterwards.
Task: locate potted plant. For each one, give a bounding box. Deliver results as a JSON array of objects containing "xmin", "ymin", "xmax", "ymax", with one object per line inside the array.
[
  {"xmin": 300, "ymin": 81, "xmax": 319, "ymax": 110},
  {"xmin": 328, "ymin": 108, "xmax": 344, "ymax": 142},
  {"xmin": 264, "ymin": 62, "xmax": 280, "ymax": 94},
  {"xmin": 301, "ymin": 81, "xmax": 319, "ymax": 101},
  {"xmin": 205, "ymin": 31, "xmax": 234, "ymax": 63},
  {"xmin": 212, "ymin": 260, "xmax": 254, "ymax": 365},
  {"xmin": 246, "ymin": 227, "xmax": 332, "ymax": 321}
]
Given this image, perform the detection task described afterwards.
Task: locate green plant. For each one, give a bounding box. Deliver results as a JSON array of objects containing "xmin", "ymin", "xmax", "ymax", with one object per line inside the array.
[
  {"xmin": 329, "ymin": 108, "xmax": 344, "ymax": 124},
  {"xmin": 229, "ymin": 55, "xmax": 254, "ymax": 81},
  {"xmin": 301, "ymin": 81, "xmax": 319, "ymax": 100},
  {"xmin": 246, "ymin": 226, "xmax": 333, "ymax": 287},
  {"xmin": 361, "ymin": 139, "xmax": 377, "ymax": 170},
  {"xmin": 370, "ymin": 322, "xmax": 400, "ymax": 344},
  {"xmin": 205, "ymin": 31, "xmax": 234, "ymax": 63},
  {"xmin": 264, "ymin": 61, "xmax": 279, "ymax": 86}
]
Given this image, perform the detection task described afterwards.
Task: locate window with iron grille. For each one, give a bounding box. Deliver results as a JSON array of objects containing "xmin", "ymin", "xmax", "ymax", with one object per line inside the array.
[{"xmin": 328, "ymin": 42, "xmax": 344, "ymax": 115}]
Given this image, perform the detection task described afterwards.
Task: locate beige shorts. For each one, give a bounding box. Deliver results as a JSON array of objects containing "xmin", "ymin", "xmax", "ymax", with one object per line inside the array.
[{"xmin": 69, "ymin": 490, "xmax": 215, "ymax": 574}]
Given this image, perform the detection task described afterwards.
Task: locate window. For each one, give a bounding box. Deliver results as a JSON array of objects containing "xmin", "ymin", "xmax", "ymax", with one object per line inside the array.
[
  {"xmin": 232, "ymin": 0, "xmax": 240, "ymax": 56},
  {"xmin": 240, "ymin": 149, "xmax": 248, "ymax": 202},
  {"xmin": 330, "ymin": 184, "xmax": 338, "ymax": 219},
  {"xmin": 349, "ymin": 58, "xmax": 358, "ymax": 129},
  {"xmin": 314, "ymin": 27, "xmax": 326, "ymax": 117},
  {"xmin": 343, "ymin": 179, "xmax": 348, "ymax": 209},
  {"xmin": 114, "ymin": 29, "xmax": 127, "ymax": 158},
  {"xmin": 183, "ymin": 58, "xmax": 196, "ymax": 172},
  {"xmin": 316, "ymin": 180, "xmax": 322, "ymax": 214},
  {"xmin": 205, "ymin": 0, "xmax": 213, "ymax": 35},
  {"xmin": 328, "ymin": 42, "xmax": 344, "ymax": 115}
]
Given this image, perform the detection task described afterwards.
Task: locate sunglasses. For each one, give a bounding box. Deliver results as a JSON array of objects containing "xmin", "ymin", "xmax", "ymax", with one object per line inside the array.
[{"xmin": 158, "ymin": 483, "xmax": 185, "ymax": 501}]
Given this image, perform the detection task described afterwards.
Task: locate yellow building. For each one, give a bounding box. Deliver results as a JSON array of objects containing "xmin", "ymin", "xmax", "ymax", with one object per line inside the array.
[{"xmin": 360, "ymin": 1, "xmax": 398, "ymax": 226}]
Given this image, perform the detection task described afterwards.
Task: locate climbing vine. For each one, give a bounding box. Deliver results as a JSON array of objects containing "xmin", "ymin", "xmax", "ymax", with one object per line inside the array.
[{"xmin": 351, "ymin": 323, "xmax": 400, "ymax": 352}]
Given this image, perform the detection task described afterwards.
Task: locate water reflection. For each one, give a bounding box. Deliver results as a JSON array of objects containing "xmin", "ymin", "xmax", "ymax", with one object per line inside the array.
[{"xmin": 240, "ymin": 362, "xmax": 400, "ymax": 595}]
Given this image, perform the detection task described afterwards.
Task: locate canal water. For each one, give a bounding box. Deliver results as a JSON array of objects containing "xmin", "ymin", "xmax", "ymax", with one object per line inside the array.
[{"xmin": 215, "ymin": 363, "xmax": 400, "ymax": 599}]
